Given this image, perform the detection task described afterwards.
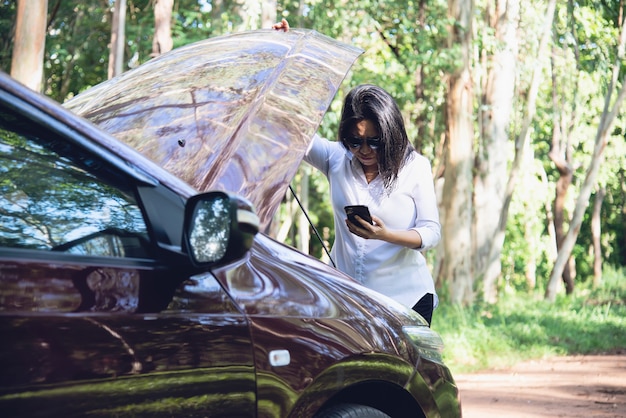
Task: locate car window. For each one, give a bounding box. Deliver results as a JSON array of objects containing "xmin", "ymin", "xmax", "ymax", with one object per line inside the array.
[{"xmin": 0, "ymin": 110, "xmax": 150, "ymax": 258}]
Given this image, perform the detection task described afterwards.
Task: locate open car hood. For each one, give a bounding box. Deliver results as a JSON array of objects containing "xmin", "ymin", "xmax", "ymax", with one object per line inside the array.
[{"xmin": 66, "ymin": 29, "xmax": 361, "ymax": 231}]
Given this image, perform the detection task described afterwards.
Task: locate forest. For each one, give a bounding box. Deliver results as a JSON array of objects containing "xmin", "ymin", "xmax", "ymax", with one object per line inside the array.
[{"xmin": 1, "ymin": 0, "xmax": 625, "ymax": 308}]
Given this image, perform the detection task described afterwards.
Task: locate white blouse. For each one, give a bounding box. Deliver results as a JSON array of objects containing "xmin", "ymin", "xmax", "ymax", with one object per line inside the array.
[{"xmin": 304, "ymin": 134, "xmax": 441, "ymax": 308}]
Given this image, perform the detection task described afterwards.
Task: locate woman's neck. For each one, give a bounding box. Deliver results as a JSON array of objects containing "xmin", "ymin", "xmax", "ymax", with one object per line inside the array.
[{"xmin": 362, "ymin": 164, "xmax": 379, "ymax": 183}]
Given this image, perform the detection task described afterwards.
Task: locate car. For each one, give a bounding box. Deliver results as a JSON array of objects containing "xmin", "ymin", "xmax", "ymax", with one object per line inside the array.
[{"xmin": 0, "ymin": 29, "xmax": 461, "ymax": 418}]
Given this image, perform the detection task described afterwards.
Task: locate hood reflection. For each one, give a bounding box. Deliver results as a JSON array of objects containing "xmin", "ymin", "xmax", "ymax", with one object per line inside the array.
[{"xmin": 66, "ymin": 30, "xmax": 362, "ymax": 230}]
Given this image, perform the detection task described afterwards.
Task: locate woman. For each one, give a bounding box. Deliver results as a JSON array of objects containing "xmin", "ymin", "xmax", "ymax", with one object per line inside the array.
[{"xmin": 304, "ymin": 84, "xmax": 441, "ymax": 325}]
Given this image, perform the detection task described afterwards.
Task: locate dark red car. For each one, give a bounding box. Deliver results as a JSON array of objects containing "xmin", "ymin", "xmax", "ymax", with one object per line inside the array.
[{"xmin": 0, "ymin": 29, "xmax": 461, "ymax": 418}]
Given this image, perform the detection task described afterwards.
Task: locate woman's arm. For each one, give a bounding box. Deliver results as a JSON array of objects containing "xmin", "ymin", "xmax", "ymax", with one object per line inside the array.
[
  {"xmin": 346, "ymin": 154, "xmax": 441, "ymax": 250},
  {"xmin": 303, "ymin": 133, "xmax": 335, "ymax": 176},
  {"xmin": 346, "ymin": 215, "xmax": 424, "ymax": 249}
]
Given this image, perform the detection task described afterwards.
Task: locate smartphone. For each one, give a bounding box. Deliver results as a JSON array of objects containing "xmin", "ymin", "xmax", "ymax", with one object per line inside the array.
[{"xmin": 344, "ymin": 205, "xmax": 373, "ymax": 225}]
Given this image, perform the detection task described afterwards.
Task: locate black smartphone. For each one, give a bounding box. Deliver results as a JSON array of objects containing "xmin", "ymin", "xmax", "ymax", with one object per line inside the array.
[{"xmin": 344, "ymin": 205, "xmax": 373, "ymax": 225}]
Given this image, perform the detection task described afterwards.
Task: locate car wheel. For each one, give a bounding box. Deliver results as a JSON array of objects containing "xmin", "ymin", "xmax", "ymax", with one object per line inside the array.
[{"xmin": 315, "ymin": 403, "xmax": 391, "ymax": 418}]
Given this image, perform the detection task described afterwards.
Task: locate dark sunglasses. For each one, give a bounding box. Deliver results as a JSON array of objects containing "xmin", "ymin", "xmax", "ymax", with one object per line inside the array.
[{"xmin": 344, "ymin": 137, "xmax": 382, "ymax": 150}]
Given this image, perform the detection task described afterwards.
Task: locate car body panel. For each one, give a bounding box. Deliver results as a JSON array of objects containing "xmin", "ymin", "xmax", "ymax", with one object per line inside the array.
[
  {"xmin": 0, "ymin": 254, "xmax": 256, "ymax": 417},
  {"xmin": 210, "ymin": 233, "xmax": 460, "ymax": 416}
]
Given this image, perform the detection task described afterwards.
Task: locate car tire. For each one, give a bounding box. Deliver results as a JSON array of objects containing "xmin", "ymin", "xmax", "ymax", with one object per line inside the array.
[{"xmin": 315, "ymin": 403, "xmax": 392, "ymax": 418}]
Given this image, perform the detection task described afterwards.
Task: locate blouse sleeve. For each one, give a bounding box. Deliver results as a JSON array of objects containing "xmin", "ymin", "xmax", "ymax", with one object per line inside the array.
[
  {"xmin": 409, "ymin": 154, "xmax": 441, "ymax": 251},
  {"xmin": 303, "ymin": 133, "xmax": 333, "ymax": 176}
]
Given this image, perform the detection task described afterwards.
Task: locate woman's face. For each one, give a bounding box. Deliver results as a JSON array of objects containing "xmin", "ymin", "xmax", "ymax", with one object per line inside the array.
[{"xmin": 347, "ymin": 119, "xmax": 380, "ymax": 170}]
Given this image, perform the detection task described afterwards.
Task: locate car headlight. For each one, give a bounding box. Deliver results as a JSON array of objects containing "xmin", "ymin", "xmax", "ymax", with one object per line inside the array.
[{"xmin": 402, "ymin": 326, "xmax": 445, "ymax": 364}]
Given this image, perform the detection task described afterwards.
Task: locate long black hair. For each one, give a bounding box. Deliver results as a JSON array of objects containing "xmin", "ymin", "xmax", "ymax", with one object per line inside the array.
[{"xmin": 338, "ymin": 84, "xmax": 414, "ymax": 190}]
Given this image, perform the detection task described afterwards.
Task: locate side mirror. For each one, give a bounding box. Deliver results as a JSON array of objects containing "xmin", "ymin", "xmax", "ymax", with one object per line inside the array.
[{"xmin": 183, "ymin": 191, "xmax": 259, "ymax": 266}]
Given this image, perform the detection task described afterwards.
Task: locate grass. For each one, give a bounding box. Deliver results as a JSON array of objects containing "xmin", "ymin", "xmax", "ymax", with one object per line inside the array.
[{"xmin": 433, "ymin": 266, "xmax": 626, "ymax": 374}]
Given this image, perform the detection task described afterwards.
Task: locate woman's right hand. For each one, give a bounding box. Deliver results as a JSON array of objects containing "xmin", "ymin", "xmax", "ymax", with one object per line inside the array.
[{"xmin": 272, "ymin": 18, "xmax": 290, "ymax": 32}]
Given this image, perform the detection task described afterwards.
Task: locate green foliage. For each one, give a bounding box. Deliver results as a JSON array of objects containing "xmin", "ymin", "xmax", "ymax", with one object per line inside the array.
[
  {"xmin": 500, "ymin": 156, "xmax": 554, "ymax": 292},
  {"xmin": 171, "ymin": 0, "xmax": 218, "ymax": 46},
  {"xmin": 0, "ymin": 0, "xmax": 16, "ymax": 74},
  {"xmin": 45, "ymin": 2, "xmax": 113, "ymax": 100},
  {"xmin": 434, "ymin": 265, "xmax": 626, "ymax": 373},
  {"xmin": 278, "ymin": 0, "xmax": 451, "ymax": 157},
  {"xmin": 0, "ymin": 0, "xmax": 251, "ymax": 101},
  {"xmin": 274, "ymin": 164, "xmax": 335, "ymax": 260},
  {"xmin": 304, "ymin": 167, "xmax": 335, "ymax": 259},
  {"xmin": 497, "ymin": 0, "xmax": 626, "ymax": 292}
]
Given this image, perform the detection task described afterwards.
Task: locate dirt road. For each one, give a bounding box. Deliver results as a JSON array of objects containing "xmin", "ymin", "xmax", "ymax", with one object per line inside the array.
[{"xmin": 455, "ymin": 354, "xmax": 626, "ymax": 418}]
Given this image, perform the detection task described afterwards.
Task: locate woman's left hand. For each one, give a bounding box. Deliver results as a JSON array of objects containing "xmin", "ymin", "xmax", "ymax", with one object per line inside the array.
[
  {"xmin": 347, "ymin": 215, "xmax": 424, "ymax": 249},
  {"xmin": 346, "ymin": 214, "xmax": 387, "ymax": 240}
]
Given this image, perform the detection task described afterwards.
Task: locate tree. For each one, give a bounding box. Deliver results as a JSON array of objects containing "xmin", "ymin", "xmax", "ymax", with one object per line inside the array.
[
  {"xmin": 152, "ymin": 0, "xmax": 173, "ymax": 58},
  {"xmin": 495, "ymin": 0, "xmax": 557, "ymax": 298},
  {"xmin": 10, "ymin": 0, "xmax": 48, "ymax": 91},
  {"xmin": 546, "ymin": 12, "xmax": 626, "ymax": 301},
  {"xmin": 261, "ymin": 0, "xmax": 277, "ymax": 29},
  {"xmin": 473, "ymin": 0, "xmax": 519, "ymax": 303},
  {"xmin": 108, "ymin": 0, "xmax": 127, "ymax": 79},
  {"xmin": 441, "ymin": 0, "xmax": 475, "ymax": 305},
  {"xmin": 43, "ymin": 1, "xmax": 114, "ymax": 101},
  {"xmin": 591, "ymin": 187, "xmax": 606, "ymax": 287},
  {"xmin": 546, "ymin": 1, "xmax": 587, "ymax": 295}
]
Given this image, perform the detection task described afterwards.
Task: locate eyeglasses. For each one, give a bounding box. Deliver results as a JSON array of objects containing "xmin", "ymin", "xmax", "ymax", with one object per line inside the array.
[{"xmin": 344, "ymin": 137, "xmax": 382, "ymax": 150}]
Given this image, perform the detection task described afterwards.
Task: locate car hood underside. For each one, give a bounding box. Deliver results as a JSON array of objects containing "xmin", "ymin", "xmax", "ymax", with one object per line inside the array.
[{"xmin": 65, "ymin": 29, "xmax": 362, "ymax": 231}]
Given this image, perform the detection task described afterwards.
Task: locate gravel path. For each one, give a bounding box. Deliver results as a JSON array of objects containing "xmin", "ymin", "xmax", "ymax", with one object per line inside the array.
[{"xmin": 455, "ymin": 354, "xmax": 626, "ymax": 418}]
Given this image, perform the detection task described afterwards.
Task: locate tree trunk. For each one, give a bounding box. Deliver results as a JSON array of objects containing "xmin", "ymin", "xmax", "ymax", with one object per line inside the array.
[
  {"xmin": 152, "ymin": 0, "xmax": 173, "ymax": 58},
  {"xmin": 261, "ymin": 0, "xmax": 277, "ymax": 29},
  {"xmin": 495, "ymin": 0, "xmax": 557, "ymax": 298},
  {"xmin": 275, "ymin": 191, "xmax": 297, "ymax": 242},
  {"xmin": 231, "ymin": 0, "xmax": 262, "ymax": 30},
  {"xmin": 591, "ymin": 187, "xmax": 606, "ymax": 287},
  {"xmin": 474, "ymin": 0, "xmax": 519, "ymax": 303},
  {"xmin": 548, "ymin": 14, "xmax": 586, "ymax": 295},
  {"xmin": 11, "ymin": 0, "xmax": 48, "ymax": 92},
  {"xmin": 546, "ymin": 15, "xmax": 626, "ymax": 301},
  {"xmin": 413, "ymin": 0, "xmax": 429, "ymax": 155},
  {"xmin": 108, "ymin": 0, "xmax": 127, "ymax": 79},
  {"xmin": 524, "ymin": 217, "xmax": 537, "ymax": 289},
  {"xmin": 441, "ymin": 0, "xmax": 474, "ymax": 305},
  {"xmin": 552, "ymin": 162, "xmax": 574, "ymax": 293},
  {"xmin": 210, "ymin": 0, "xmax": 227, "ymax": 33}
]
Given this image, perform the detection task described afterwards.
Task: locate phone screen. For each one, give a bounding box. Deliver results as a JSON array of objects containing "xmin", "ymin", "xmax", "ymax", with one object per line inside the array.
[{"xmin": 344, "ymin": 205, "xmax": 373, "ymax": 225}]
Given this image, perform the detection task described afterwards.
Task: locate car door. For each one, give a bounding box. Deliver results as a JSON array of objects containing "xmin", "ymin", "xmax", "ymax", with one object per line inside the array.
[{"xmin": 0, "ymin": 84, "xmax": 256, "ymax": 417}]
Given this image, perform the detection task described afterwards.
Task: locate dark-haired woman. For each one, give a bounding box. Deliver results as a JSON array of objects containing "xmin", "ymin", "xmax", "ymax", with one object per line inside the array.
[{"xmin": 304, "ymin": 84, "xmax": 441, "ymax": 326}]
